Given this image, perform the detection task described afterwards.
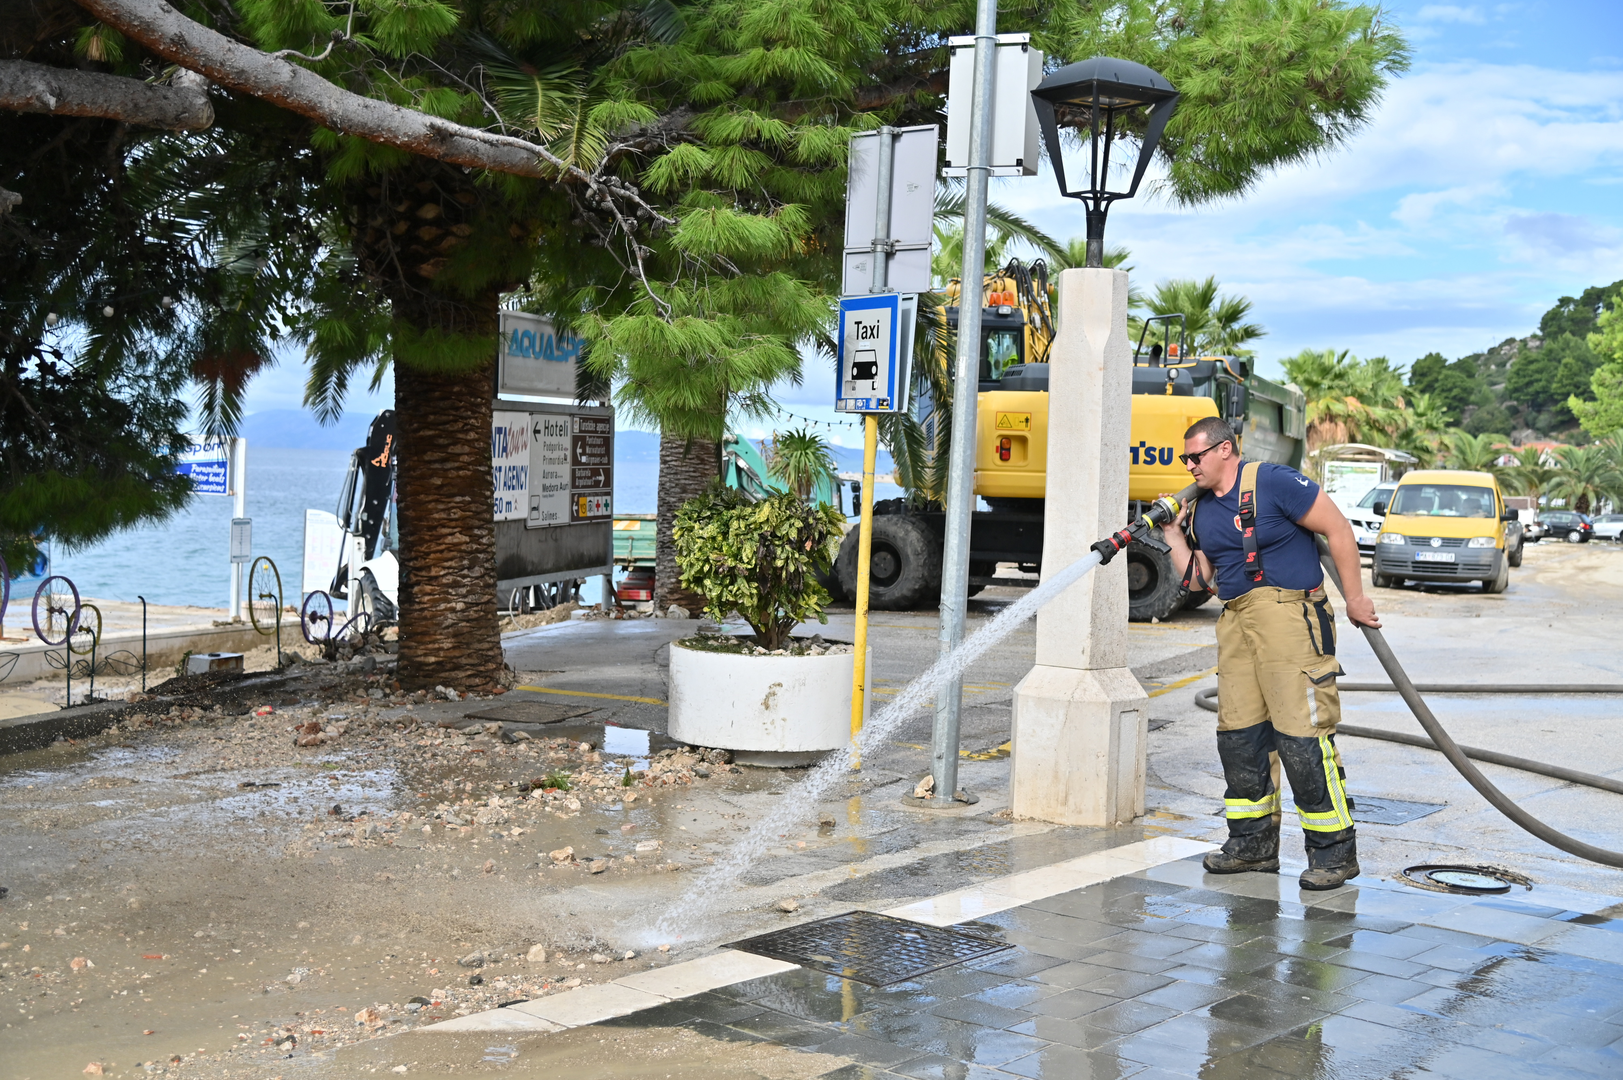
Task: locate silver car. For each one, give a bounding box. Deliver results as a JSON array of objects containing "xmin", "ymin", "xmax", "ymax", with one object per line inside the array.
[
  {"xmin": 1591, "ymin": 513, "xmax": 1623, "ymax": 541},
  {"xmin": 1348, "ymin": 483, "xmax": 1396, "ymax": 554}
]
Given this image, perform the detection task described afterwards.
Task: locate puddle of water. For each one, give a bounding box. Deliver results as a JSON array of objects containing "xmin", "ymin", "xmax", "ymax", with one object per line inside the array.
[{"xmin": 602, "ymin": 724, "xmax": 650, "ymax": 757}]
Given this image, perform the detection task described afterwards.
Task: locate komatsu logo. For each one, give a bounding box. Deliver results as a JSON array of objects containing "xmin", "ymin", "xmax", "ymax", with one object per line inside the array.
[{"xmin": 1130, "ymin": 441, "xmax": 1176, "ymax": 466}]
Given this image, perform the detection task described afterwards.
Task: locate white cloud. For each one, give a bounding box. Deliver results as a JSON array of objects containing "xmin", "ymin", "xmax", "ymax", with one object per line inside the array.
[
  {"xmin": 1504, "ymin": 211, "xmax": 1623, "ymax": 265},
  {"xmin": 977, "ymin": 55, "xmax": 1623, "ymax": 373},
  {"xmin": 1391, "ymin": 183, "xmax": 1502, "ymax": 228},
  {"xmin": 1246, "ymin": 64, "xmax": 1623, "ymax": 205}
]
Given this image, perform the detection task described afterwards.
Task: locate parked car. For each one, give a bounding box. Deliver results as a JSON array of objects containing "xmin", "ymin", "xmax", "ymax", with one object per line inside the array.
[
  {"xmin": 1372, "ymin": 469, "xmax": 1518, "ymax": 592},
  {"xmin": 1539, "ymin": 510, "xmax": 1594, "ymax": 543},
  {"xmin": 1348, "ymin": 482, "xmax": 1397, "ymax": 555},
  {"xmin": 1590, "ymin": 513, "xmax": 1623, "ymax": 541},
  {"xmin": 1523, "ymin": 516, "xmax": 1547, "ymax": 543},
  {"xmin": 1505, "ymin": 516, "xmax": 1524, "ymax": 566}
]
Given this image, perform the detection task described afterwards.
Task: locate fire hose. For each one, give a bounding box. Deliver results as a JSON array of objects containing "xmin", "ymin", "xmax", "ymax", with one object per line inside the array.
[
  {"xmin": 1193, "ymin": 688, "xmax": 1623, "ymax": 798},
  {"xmin": 1090, "ymin": 483, "xmax": 1623, "ymax": 868}
]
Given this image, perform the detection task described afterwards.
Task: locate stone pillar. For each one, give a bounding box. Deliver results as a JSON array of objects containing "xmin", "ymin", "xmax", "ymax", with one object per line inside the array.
[{"xmin": 1010, "ymin": 267, "xmax": 1148, "ymax": 826}]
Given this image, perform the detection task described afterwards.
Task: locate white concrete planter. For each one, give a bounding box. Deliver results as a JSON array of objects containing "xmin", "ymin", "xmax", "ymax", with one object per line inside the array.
[{"xmin": 667, "ymin": 640, "xmax": 853, "ymax": 765}]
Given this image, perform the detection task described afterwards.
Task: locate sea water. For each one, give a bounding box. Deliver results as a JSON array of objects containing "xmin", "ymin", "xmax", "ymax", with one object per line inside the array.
[{"xmin": 43, "ymin": 444, "xmax": 898, "ymax": 610}]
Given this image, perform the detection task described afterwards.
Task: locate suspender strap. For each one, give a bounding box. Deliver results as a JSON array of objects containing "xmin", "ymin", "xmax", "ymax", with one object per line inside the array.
[
  {"xmin": 1313, "ymin": 596, "xmax": 1336, "ymax": 656},
  {"xmin": 1179, "ymin": 497, "xmax": 1205, "ymax": 593},
  {"xmin": 1238, "ymin": 460, "xmax": 1265, "ymax": 585}
]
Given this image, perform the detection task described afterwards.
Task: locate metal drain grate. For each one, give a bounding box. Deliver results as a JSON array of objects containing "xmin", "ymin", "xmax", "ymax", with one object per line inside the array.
[
  {"xmin": 1333, "ymin": 794, "xmax": 1444, "ymax": 826},
  {"xmin": 727, "ymin": 910, "xmax": 1013, "ymax": 986}
]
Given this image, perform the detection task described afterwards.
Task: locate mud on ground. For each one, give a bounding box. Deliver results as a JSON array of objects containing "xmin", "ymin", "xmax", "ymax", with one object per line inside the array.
[{"xmin": 0, "ymin": 656, "xmax": 754, "ymax": 1080}]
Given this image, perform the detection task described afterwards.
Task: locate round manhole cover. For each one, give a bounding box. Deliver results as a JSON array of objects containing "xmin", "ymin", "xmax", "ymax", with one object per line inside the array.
[{"xmin": 1401, "ymin": 863, "xmax": 1533, "ymax": 896}]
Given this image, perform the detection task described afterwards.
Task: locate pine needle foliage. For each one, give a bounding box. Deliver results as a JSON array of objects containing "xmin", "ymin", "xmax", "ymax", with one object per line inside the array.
[{"xmin": 1033, "ymin": 0, "xmax": 1410, "ymax": 204}]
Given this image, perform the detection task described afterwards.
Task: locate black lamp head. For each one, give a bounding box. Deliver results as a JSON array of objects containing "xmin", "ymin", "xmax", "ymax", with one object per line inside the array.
[{"xmin": 1031, "ymin": 57, "xmax": 1178, "ymax": 266}]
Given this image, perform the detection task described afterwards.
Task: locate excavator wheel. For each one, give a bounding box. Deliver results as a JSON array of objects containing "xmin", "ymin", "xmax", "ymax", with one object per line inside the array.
[
  {"xmin": 835, "ymin": 513, "xmax": 942, "ymax": 610},
  {"xmin": 1126, "ymin": 533, "xmax": 1185, "ymax": 622}
]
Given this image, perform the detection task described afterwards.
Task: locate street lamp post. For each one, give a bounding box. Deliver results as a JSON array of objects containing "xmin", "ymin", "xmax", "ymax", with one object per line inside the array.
[
  {"xmin": 1030, "ymin": 57, "xmax": 1178, "ymax": 267},
  {"xmin": 1008, "ymin": 57, "xmax": 1178, "ymax": 828}
]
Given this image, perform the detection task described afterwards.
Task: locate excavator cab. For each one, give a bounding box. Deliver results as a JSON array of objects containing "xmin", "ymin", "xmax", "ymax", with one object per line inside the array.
[{"xmin": 943, "ymin": 260, "xmax": 1057, "ymax": 391}]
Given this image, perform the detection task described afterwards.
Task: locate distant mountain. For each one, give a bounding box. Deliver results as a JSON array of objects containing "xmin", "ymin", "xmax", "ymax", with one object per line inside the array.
[
  {"xmin": 829, "ymin": 443, "xmax": 896, "ymax": 475},
  {"xmin": 241, "ymin": 409, "xmax": 376, "ymax": 450}
]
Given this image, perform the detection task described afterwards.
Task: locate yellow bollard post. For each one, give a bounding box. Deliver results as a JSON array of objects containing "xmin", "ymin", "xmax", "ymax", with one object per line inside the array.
[{"xmin": 850, "ymin": 414, "xmax": 879, "ymax": 749}]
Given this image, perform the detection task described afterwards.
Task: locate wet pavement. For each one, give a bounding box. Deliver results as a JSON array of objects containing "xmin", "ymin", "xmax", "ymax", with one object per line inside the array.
[
  {"xmin": 595, "ymin": 854, "xmax": 1623, "ymax": 1079},
  {"xmin": 8, "ymin": 543, "xmax": 1623, "ymax": 1076}
]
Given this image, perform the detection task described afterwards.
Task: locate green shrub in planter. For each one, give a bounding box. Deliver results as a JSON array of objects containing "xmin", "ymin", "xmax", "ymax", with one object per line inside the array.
[{"xmin": 673, "ymin": 485, "xmax": 844, "ymax": 651}]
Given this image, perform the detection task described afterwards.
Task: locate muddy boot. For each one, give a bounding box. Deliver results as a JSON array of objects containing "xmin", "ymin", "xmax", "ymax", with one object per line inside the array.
[
  {"xmin": 1299, "ymin": 859, "xmax": 1360, "ymax": 890},
  {"xmin": 1299, "ymin": 834, "xmax": 1360, "ymax": 890},
  {"xmin": 1204, "ymin": 850, "xmax": 1280, "ymax": 874},
  {"xmin": 1203, "ymin": 829, "xmax": 1280, "ymax": 874}
]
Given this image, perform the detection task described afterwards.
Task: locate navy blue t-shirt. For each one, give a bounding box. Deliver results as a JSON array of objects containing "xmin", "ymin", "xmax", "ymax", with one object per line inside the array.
[{"xmin": 1189, "ymin": 461, "xmax": 1324, "ymax": 599}]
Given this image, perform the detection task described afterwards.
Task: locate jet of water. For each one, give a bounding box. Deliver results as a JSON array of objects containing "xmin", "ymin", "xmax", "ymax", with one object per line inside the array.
[{"xmin": 644, "ymin": 548, "xmax": 1107, "ymax": 943}]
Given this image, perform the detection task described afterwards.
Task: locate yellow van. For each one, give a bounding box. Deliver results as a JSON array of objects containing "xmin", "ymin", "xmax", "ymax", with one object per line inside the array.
[{"xmin": 1371, "ymin": 469, "xmax": 1517, "ymax": 593}]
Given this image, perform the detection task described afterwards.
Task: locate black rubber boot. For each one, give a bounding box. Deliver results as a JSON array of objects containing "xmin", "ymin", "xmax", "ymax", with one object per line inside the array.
[
  {"xmin": 1275, "ymin": 732, "xmax": 1359, "ymax": 889},
  {"xmin": 1204, "ymin": 849, "xmax": 1280, "ymax": 875},
  {"xmin": 1204, "ymin": 826, "xmax": 1280, "ymax": 874},
  {"xmin": 1299, "ymin": 858, "xmax": 1360, "ymax": 890}
]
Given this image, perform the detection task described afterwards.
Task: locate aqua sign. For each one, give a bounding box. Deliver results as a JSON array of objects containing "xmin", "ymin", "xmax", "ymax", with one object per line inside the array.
[{"xmin": 498, "ymin": 310, "xmax": 583, "ymax": 398}]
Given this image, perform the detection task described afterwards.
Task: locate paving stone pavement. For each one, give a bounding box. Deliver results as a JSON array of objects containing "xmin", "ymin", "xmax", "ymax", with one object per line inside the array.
[{"xmin": 598, "ymin": 855, "xmax": 1623, "ymax": 1079}]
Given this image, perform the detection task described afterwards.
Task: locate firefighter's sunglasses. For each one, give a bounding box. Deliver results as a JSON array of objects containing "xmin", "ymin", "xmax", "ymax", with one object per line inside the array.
[{"xmin": 1179, "ymin": 440, "xmax": 1231, "ymax": 467}]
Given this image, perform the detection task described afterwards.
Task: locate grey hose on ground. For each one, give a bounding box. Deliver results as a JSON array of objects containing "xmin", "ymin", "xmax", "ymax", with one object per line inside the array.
[
  {"xmin": 1339, "ymin": 683, "xmax": 1623, "ymax": 694},
  {"xmin": 1193, "ymin": 686, "xmax": 1623, "ymax": 798},
  {"xmin": 1190, "ymin": 540, "xmax": 1623, "ymax": 870}
]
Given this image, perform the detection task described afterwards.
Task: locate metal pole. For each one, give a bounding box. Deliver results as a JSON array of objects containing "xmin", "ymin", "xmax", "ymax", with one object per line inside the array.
[
  {"xmin": 850, "ymin": 126, "xmax": 897, "ymax": 756},
  {"xmin": 928, "ymin": 0, "xmax": 999, "ymax": 807},
  {"xmin": 850, "ymin": 415, "xmax": 879, "ymax": 746},
  {"xmin": 138, "ymin": 595, "xmax": 147, "ymax": 692},
  {"xmin": 870, "ymin": 126, "xmax": 896, "ymax": 293},
  {"xmin": 230, "ymin": 438, "xmax": 247, "ymax": 621}
]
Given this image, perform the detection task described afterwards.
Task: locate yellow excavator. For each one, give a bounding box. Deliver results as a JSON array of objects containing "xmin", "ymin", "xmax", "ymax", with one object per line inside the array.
[{"xmin": 833, "ymin": 259, "xmax": 1306, "ymax": 621}]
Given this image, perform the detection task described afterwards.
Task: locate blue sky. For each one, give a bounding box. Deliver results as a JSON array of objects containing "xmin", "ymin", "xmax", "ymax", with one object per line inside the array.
[{"xmin": 238, "ymin": 1, "xmax": 1623, "ymax": 450}]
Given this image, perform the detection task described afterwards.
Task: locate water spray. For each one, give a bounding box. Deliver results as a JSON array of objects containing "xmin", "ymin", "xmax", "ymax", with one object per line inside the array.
[{"xmin": 643, "ymin": 484, "xmax": 1201, "ymax": 944}]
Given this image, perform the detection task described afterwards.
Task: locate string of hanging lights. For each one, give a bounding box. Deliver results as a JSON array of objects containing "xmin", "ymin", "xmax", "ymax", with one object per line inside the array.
[{"xmin": 763, "ymin": 401, "xmax": 863, "ymax": 431}]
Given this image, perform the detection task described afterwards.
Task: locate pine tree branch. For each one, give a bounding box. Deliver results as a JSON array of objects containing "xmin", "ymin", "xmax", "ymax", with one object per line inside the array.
[
  {"xmin": 0, "ymin": 58, "xmax": 214, "ymax": 130},
  {"xmin": 70, "ymin": 0, "xmax": 676, "ymax": 308},
  {"xmin": 69, "ymin": 0, "xmax": 604, "ymax": 185}
]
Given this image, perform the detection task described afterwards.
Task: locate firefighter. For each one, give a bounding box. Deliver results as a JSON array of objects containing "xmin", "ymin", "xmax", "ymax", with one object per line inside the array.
[{"xmin": 1161, "ymin": 416, "xmax": 1379, "ymax": 890}]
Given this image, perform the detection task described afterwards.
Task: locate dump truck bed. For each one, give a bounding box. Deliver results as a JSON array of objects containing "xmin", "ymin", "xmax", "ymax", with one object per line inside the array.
[{"xmin": 613, "ymin": 514, "xmax": 657, "ymax": 568}]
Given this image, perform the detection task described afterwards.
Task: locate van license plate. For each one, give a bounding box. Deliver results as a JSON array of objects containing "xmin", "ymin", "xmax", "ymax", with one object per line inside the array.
[{"xmin": 1414, "ymin": 552, "xmax": 1455, "ymax": 563}]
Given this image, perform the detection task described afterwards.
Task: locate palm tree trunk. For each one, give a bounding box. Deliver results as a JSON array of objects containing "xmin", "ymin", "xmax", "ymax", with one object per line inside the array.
[
  {"xmin": 655, "ymin": 430, "xmax": 718, "ymax": 612},
  {"xmin": 394, "ymin": 358, "xmax": 505, "ymax": 692}
]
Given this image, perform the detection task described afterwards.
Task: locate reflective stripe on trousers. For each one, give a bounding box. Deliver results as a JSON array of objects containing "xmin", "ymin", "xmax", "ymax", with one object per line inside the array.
[
  {"xmin": 1297, "ymin": 734, "xmax": 1355, "ymax": 832},
  {"xmin": 1224, "ymin": 790, "xmax": 1282, "ymax": 820}
]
